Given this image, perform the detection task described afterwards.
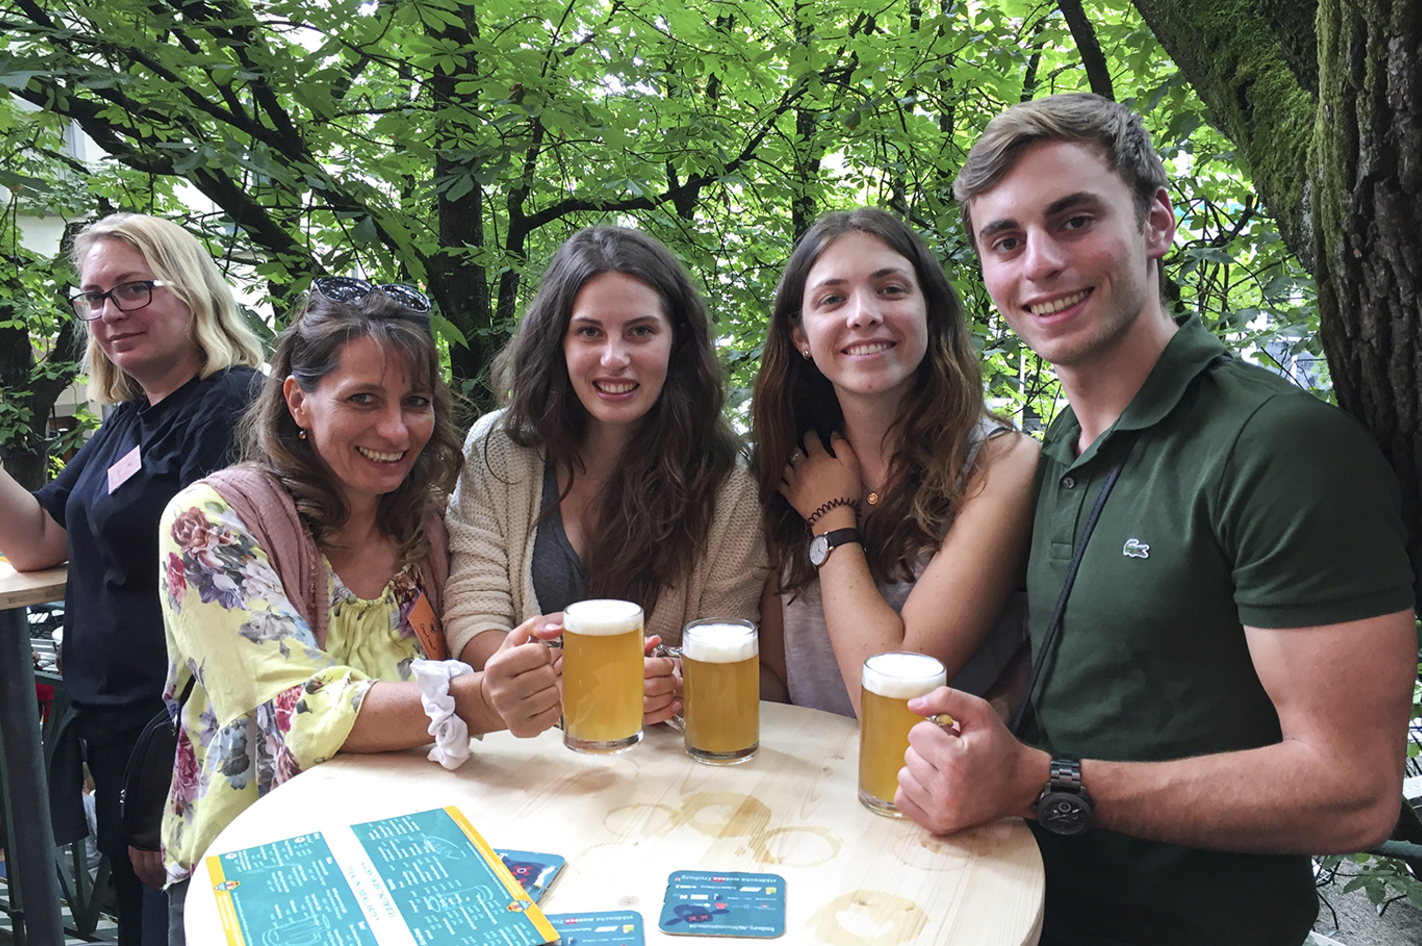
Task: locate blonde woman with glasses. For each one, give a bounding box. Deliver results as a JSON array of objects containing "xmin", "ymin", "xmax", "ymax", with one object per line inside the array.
[{"xmin": 0, "ymin": 213, "xmax": 262, "ymax": 946}]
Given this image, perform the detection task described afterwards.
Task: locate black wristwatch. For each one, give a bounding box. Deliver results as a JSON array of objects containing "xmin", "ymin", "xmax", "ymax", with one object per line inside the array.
[
  {"xmin": 1035, "ymin": 753, "xmax": 1093, "ymax": 835},
  {"xmin": 808, "ymin": 528, "xmax": 862, "ymax": 567}
]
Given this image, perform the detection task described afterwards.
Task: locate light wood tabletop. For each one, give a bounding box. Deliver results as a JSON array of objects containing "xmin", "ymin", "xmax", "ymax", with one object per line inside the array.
[
  {"xmin": 187, "ymin": 701, "xmax": 1043, "ymax": 945},
  {"xmin": 0, "ymin": 562, "xmax": 67, "ymax": 611}
]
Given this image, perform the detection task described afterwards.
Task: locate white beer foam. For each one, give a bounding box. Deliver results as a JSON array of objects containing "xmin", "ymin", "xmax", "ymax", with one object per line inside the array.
[
  {"xmin": 563, "ymin": 598, "xmax": 643, "ymax": 636},
  {"xmin": 862, "ymin": 652, "xmax": 946, "ymax": 699},
  {"xmin": 683, "ymin": 624, "xmax": 758, "ymax": 663}
]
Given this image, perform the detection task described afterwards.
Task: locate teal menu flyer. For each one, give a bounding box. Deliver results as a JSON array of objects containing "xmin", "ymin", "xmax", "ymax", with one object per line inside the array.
[{"xmin": 205, "ymin": 806, "xmax": 557, "ymax": 945}]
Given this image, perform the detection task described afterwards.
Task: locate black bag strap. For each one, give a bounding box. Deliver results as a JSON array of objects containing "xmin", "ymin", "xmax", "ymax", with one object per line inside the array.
[
  {"xmin": 164, "ymin": 675, "xmax": 197, "ymax": 732},
  {"xmin": 1011, "ymin": 430, "xmax": 1138, "ymax": 736}
]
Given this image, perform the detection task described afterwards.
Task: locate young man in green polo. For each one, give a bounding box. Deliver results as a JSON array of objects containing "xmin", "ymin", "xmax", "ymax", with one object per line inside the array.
[{"xmin": 897, "ymin": 92, "xmax": 1417, "ymax": 944}]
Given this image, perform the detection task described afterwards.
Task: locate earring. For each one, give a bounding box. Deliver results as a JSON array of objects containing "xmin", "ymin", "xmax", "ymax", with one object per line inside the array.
[
  {"xmin": 298, "ymin": 428, "xmax": 308, "ymax": 440},
  {"xmin": 801, "ymin": 349, "xmax": 811, "ymax": 359}
]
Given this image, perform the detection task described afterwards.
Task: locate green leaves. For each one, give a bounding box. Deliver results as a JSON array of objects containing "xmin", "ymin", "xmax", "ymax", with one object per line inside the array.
[{"xmin": 0, "ymin": 0, "xmax": 1323, "ymax": 421}]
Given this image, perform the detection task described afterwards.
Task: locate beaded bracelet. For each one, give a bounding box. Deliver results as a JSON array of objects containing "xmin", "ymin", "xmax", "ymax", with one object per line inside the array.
[{"xmin": 804, "ymin": 496, "xmax": 859, "ymax": 536}]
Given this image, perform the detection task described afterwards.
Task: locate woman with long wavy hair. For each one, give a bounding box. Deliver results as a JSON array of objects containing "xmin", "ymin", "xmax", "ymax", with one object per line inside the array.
[
  {"xmin": 752, "ymin": 208, "xmax": 1037, "ymax": 718},
  {"xmin": 444, "ymin": 226, "xmax": 766, "ymax": 728},
  {"xmin": 158, "ymin": 282, "xmax": 555, "ymax": 940}
]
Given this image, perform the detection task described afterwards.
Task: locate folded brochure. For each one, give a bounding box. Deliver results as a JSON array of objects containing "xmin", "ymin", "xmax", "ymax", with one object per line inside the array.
[{"xmin": 204, "ymin": 805, "xmax": 557, "ymax": 945}]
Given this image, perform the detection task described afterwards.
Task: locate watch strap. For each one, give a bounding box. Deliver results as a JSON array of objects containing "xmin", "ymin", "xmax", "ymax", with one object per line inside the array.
[
  {"xmin": 810, "ymin": 527, "xmax": 862, "ymax": 567},
  {"xmin": 1048, "ymin": 753, "xmax": 1085, "ymax": 793},
  {"xmin": 818, "ymin": 527, "xmax": 861, "ymax": 548},
  {"xmin": 1036, "ymin": 752, "xmax": 1093, "ymax": 835}
]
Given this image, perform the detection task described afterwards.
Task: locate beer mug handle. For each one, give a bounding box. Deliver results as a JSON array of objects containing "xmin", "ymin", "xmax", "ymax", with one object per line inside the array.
[
  {"xmin": 533, "ymin": 634, "xmax": 562, "ymax": 728},
  {"xmin": 649, "ymin": 643, "xmax": 685, "ymax": 732}
]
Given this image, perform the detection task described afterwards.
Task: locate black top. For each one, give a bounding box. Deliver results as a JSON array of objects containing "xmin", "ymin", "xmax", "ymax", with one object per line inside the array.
[
  {"xmin": 531, "ymin": 460, "xmax": 587, "ymax": 613},
  {"xmin": 35, "ymin": 366, "xmax": 260, "ymax": 708}
]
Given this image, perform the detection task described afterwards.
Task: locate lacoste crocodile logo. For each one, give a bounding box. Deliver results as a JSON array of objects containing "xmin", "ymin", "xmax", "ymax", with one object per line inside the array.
[{"xmin": 1123, "ymin": 538, "xmax": 1150, "ymax": 559}]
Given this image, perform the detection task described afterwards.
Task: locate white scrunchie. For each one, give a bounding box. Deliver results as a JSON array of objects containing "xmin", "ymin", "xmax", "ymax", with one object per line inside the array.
[{"xmin": 410, "ymin": 658, "xmax": 478, "ymax": 769}]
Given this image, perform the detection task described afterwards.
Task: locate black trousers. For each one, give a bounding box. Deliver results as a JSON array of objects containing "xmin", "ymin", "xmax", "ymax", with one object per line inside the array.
[{"xmin": 71, "ymin": 702, "xmax": 168, "ymax": 946}]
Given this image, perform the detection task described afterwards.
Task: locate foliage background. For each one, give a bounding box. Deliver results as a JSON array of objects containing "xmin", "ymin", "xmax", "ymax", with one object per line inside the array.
[
  {"xmin": 1, "ymin": 0, "xmax": 1419, "ymax": 919},
  {"xmin": 0, "ymin": 0, "xmax": 1315, "ymax": 443}
]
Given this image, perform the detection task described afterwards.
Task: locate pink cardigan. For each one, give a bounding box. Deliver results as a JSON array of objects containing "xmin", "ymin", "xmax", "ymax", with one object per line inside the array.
[{"xmin": 202, "ymin": 467, "xmax": 449, "ymax": 657}]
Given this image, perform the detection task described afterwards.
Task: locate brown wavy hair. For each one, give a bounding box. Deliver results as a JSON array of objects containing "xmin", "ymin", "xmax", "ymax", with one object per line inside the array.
[
  {"xmin": 751, "ymin": 208, "xmax": 995, "ymax": 594},
  {"xmin": 240, "ymin": 289, "xmax": 463, "ymax": 566},
  {"xmin": 489, "ymin": 226, "xmax": 740, "ymax": 615}
]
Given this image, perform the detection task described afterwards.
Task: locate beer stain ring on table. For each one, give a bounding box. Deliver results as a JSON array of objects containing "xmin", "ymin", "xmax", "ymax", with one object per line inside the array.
[
  {"xmin": 808, "ymin": 890, "xmax": 930, "ymax": 946},
  {"xmin": 678, "ymin": 792, "xmax": 772, "ymax": 838},
  {"xmin": 749, "ymin": 826, "xmax": 843, "ymax": 868},
  {"xmin": 892, "ymin": 820, "xmax": 1016, "ymax": 872},
  {"xmin": 602, "ymin": 802, "xmax": 682, "ymax": 838},
  {"xmin": 890, "ymin": 831, "xmax": 974, "ymax": 873},
  {"xmin": 552, "ymin": 765, "xmax": 620, "ymax": 796}
]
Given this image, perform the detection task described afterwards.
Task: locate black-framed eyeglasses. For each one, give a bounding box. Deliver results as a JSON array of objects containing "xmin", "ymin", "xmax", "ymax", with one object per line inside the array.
[
  {"xmin": 312, "ymin": 276, "xmax": 431, "ymax": 313},
  {"xmin": 69, "ymin": 280, "xmax": 169, "ymax": 320}
]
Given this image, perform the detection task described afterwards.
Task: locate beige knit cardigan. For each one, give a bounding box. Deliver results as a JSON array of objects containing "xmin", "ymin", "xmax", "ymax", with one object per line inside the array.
[{"xmin": 443, "ymin": 411, "xmax": 768, "ymax": 660}]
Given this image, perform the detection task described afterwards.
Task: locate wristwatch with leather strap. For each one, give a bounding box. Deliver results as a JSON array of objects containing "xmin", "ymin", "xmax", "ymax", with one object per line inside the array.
[{"xmin": 808, "ymin": 527, "xmax": 862, "ymax": 567}]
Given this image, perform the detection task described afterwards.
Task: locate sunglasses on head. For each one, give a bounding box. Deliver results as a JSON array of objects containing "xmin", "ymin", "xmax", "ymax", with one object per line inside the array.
[{"xmin": 311, "ymin": 276, "xmax": 431, "ymax": 313}]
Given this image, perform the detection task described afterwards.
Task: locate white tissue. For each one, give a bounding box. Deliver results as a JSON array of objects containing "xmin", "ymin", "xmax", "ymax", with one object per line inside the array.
[{"xmin": 410, "ymin": 658, "xmax": 476, "ymax": 769}]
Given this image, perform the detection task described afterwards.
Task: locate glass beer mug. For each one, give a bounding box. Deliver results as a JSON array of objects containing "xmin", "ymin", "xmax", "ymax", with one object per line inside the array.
[
  {"xmin": 857, "ymin": 651, "xmax": 946, "ymax": 816},
  {"xmin": 678, "ymin": 618, "xmax": 759, "ymax": 764},
  {"xmin": 560, "ymin": 599, "xmax": 645, "ymax": 754}
]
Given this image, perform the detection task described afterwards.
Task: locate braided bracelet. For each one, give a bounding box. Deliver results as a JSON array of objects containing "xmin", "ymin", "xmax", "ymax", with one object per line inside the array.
[{"xmin": 804, "ymin": 496, "xmax": 859, "ymax": 536}]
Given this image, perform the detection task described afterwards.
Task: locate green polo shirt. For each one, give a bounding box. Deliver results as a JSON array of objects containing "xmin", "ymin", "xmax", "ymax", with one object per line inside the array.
[{"xmin": 1022, "ymin": 316, "xmax": 1413, "ymax": 945}]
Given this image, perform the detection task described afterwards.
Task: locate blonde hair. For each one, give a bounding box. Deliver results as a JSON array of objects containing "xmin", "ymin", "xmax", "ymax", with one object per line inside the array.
[{"xmin": 72, "ymin": 214, "xmax": 264, "ymax": 403}]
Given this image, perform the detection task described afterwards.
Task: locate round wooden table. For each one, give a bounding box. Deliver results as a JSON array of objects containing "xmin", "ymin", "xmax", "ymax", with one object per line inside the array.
[{"xmin": 187, "ymin": 701, "xmax": 1043, "ymax": 945}]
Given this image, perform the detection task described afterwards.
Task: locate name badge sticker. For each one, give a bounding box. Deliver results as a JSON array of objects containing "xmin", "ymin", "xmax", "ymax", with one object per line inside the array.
[
  {"xmin": 107, "ymin": 445, "xmax": 142, "ymax": 494},
  {"xmin": 408, "ymin": 591, "xmax": 447, "ymax": 660}
]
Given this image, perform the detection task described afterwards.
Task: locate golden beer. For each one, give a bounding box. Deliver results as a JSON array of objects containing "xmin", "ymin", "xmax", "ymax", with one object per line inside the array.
[
  {"xmin": 681, "ymin": 619, "xmax": 759, "ymax": 764},
  {"xmin": 561, "ymin": 599, "xmax": 645, "ymax": 754},
  {"xmin": 857, "ymin": 652, "xmax": 946, "ymax": 817}
]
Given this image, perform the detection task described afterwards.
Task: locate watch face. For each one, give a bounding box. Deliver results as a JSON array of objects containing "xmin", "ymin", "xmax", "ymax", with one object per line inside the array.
[
  {"xmin": 1037, "ymin": 791, "xmax": 1091, "ymax": 835},
  {"xmin": 809, "ymin": 534, "xmax": 829, "ymax": 566}
]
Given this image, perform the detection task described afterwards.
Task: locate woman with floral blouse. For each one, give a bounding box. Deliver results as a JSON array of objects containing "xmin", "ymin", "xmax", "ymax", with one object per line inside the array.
[{"xmin": 156, "ymin": 281, "xmax": 560, "ymax": 940}]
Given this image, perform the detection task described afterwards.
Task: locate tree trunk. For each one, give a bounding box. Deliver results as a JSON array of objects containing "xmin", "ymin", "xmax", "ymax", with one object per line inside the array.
[
  {"xmin": 1132, "ymin": 0, "xmax": 1422, "ymax": 595},
  {"xmin": 426, "ymin": 4, "xmax": 498, "ymax": 411},
  {"xmin": 1130, "ymin": 0, "xmax": 1316, "ymax": 264},
  {"xmin": 0, "ymin": 315, "xmax": 83, "ymax": 491},
  {"xmin": 1312, "ymin": 0, "xmax": 1422, "ymax": 593}
]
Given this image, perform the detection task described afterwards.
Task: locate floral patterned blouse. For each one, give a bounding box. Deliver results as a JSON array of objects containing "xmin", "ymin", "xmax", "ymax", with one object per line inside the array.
[{"xmin": 158, "ymin": 482, "xmax": 430, "ymax": 881}]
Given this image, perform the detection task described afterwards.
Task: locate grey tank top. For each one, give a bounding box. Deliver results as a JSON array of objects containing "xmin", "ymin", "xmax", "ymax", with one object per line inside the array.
[
  {"xmin": 531, "ymin": 460, "xmax": 588, "ymax": 613},
  {"xmin": 781, "ymin": 419, "xmax": 1029, "ymax": 717}
]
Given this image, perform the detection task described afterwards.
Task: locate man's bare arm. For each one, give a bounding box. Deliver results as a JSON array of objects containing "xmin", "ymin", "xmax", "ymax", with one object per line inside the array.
[
  {"xmin": 898, "ymin": 609, "xmax": 1415, "ymax": 854},
  {"xmin": 1086, "ymin": 609, "xmax": 1414, "ymax": 851}
]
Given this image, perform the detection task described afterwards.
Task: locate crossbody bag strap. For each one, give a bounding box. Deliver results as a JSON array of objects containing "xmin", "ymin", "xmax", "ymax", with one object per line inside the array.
[
  {"xmin": 172, "ymin": 675, "xmax": 197, "ymax": 729},
  {"xmin": 1010, "ymin": 430, "xmax": 1138, "ymax": 737}
]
